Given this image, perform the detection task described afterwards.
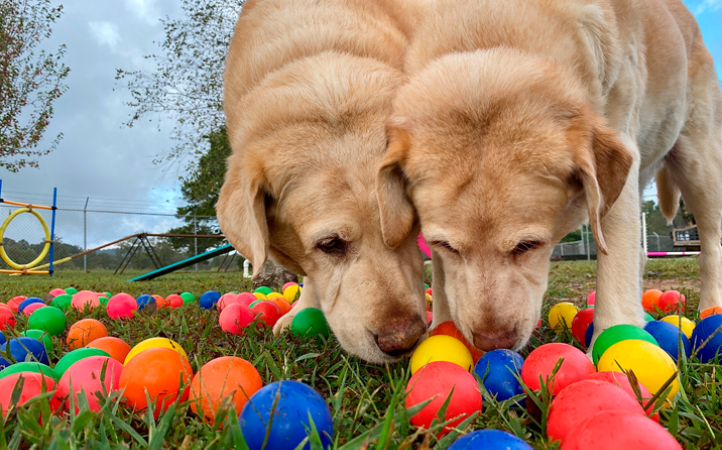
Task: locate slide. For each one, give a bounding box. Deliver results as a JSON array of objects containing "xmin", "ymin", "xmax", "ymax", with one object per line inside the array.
[{"xmin": 128, "ymin": 244, "xmax": 235, "ymax": 282}]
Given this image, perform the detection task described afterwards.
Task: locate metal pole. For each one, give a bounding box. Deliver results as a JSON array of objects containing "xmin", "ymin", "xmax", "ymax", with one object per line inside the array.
[
  {"xmin": 194, "ymin": 212, "xmax": 198, "ymax": 272},
  {"xmin": 642, "ymin": 212, "xmax": 648, "ymax": 255},
  {"xmin": 83, "ymin": 197, "xmax": 89, "ymax": 273},
  {"xmin": 586, "ymin": 224, "xmax": 591, "ymax": 260},
  {"xmin": 49, "ymin": 188, "xmax": 57, "ymax": 277}
]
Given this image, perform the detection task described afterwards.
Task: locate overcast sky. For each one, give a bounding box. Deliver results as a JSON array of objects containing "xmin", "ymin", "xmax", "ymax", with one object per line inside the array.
[{"xmin": 0, "ymin": 0, "xmax": 721, "ymax": 248}]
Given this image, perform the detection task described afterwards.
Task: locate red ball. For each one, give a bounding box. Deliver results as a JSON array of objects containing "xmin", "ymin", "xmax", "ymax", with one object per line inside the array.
[
  {"xmin": 586, "ymin": 371, "xmax": 657, "ymax": 421},
  {"xmin": 425, "ymin": 288, "xmax": 433, "ymax": 296},
  {"xmin": 562, "ymin": 410, "xmax": 682, "ymax": 450},
  {"xmin": 0, "ymin": 307, "xmax": 16, "ymax": 330},
  {"xmin": 56, "ymin": 356, "xmax": 123, "ymax": 412},
  {"xmin": 547, "ymin": 379, "xmax": 646, "ymax": 445},
  {"xmin": 0, "ymin": 373, "xmax": 60, "ymax": 416},
  {"xmin": 657, "ymin": 290, "xmax": 686, "ymax": 313},
  {"xmin": 587, "ymin": 291, "xmax": 595, "ymax": 306},
  {"xmin": 6, "ymin": 296, "xmax": 26, "ymax": 313},
  {"xmin": 430, "ymin": 321, "xmax": 484, "ymax": 363},
  {"xmin": 250, "ymin": 301, "xmax": 281, "ymax": 327},
  {"xmin": 219, "ymin": 303, "xmax": 255, "ymax": 335},
  {"xmin": 426, "ymin": 311, "xmax": 433, "ymax": 325},
  {"xmin": 521, "ymin": 343, "xmax": 595, "ymax": 395},
  {"xmin": 217, "ymin": 293, "xmax": 240, "ymax": 311},
  {"xmin": 236, "ymin": 292, "xmax": 257, "ymax": 308},
  {"xmin": 571, "ymin": 308, "xmax": 594, "ymax": 346},
  {"xmin": 405, "ymin": 361, "xmax": 482, "ymax": 435},
  {"xmin": 164, "ymin": 294, "xmax": 184, "ymax": 309},
  {"xmin": 107, "ymin": 293, "xmax": 138, "ymax": 320}
]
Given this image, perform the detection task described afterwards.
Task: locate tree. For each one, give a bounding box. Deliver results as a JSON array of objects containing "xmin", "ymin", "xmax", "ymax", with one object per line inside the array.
[
  {"xmin": 642, "ymin": 200, "xmax": 672, "ymax": 235},
  {"xmin": 0, "ymin": 0, "xmax": 69, "ymax": 172}
]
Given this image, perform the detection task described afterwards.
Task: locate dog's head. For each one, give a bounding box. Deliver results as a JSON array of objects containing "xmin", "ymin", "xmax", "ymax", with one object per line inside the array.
[
  {"xmin": 376, "ymin": 49, "xmax": 632, "ymax": 351},
  {"xmin": 218, "ymin": 53, "xmax": 427, "ymax": 363}
]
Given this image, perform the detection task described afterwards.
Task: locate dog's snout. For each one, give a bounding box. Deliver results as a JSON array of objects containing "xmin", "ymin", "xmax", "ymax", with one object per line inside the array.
[
  {"xmin": 472, "ymin": 330, "xmax": 516, "ymax": 352},
  {"xmin": 374, "ymin": 315, "xmax": 427, "ymax": 357}
]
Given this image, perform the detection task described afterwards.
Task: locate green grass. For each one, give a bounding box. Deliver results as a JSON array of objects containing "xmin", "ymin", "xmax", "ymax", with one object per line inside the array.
[{"xmin": 0, "ymin": 259, "xmax": 719, "ymax": 449}]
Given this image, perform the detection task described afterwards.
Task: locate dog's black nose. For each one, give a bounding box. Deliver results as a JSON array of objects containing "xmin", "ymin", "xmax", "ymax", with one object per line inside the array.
[
  {"xmin": 472, "ymin": 330, "xmax": 516, "ymax": 352},
  {"xmin": 374, "ymin": 315, "xmax": 427, "ymax": 357}
]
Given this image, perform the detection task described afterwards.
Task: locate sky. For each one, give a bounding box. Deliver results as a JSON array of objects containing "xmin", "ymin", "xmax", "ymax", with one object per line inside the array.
[{"xmin": 0, "ymin": 0, "xmax": 720, "ymax": 248}]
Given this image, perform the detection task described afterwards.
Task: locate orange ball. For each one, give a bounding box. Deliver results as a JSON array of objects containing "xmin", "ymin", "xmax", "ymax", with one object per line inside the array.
[
  {"xmin": 66, "ymin": 319, "xmax": 108, "ymax": 349},
  {"xmin": 189, "ymin": 356, "xmax": 263, "ymax": 423},
  {"xmin": 642, "ymin": 289, "xmax": 663, "ymax": 312},
  {"xmin": 269, "ymin": 298, "xmax": 292, "ymax": 316},
  {"xmin": 701, "ymin": 306, "xmax": 722, "ymax": 319},
  {"xmin": 160, "ymin": 294, "xmax": 184, "ymax": 309},
  {"xmin": 119, "ymin": 347, "xmax": 193, "ymax": 418},
  {"xmin": 86, "ymin": 337, "xmax": 132, "ymax": 363},
  {"xmin": 430, "ymin": 321, "xmax": 484, "ymax": 363}
]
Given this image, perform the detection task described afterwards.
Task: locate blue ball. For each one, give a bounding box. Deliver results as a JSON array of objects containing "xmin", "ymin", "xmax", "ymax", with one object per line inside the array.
[
  {"xmin": 473, "ymin": 349, "xmax": 524, "ymax": 401},
  {"xmin": 585, "ymin": 322, "xmax": 595, "ymax": 348},
  {"xmin": 0, "ymin": 357, "xmax": 10, "ymax": 370},
  {"xmin": 17, "ymin": 297, "xmax": 45, "ymax": 313},
  {"xmin": 691, "ymin": 315, "xmax": 722, "ymax": 363},
  {"xmin": 199, "ymin": 291, "xmax": 221, "ymax": 310},
  {"xmin": 644, "ymin": 320, "xmax": 691, "ymax": 361},
  {"xmin": 239, "ymin": 380, "xmax": 333, "ymax": 450},
  {"xmin": 0, "ymin": 337, "xmax": 48, "ymax": 365},
  {"xmin": 448, "ymin": 429, "xmax": 532, "ymax": 449},
  {"xmin": 136, "ymin": 294, "xmax": 155, "ymax": 311},
  {"xmin": 0, "ymin": 332, "xmax": 6, "ymax": 346}
]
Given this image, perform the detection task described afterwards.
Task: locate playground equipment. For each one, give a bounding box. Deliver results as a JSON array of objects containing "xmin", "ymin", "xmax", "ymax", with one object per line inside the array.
[
  {"xmin": 128, "ymin": 244, "xmax": 234, "ymax": 282},
  {"xmin": 0, "ymin": 180, "xmax": 57, "ymax": 275}
]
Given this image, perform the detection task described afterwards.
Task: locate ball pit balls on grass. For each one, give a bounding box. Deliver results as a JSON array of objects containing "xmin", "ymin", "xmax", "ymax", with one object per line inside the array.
[
  {"xmin": 291, "ymin": 308, "xmax": 330, "ymax": 339},
  {"xmin": 21, "ymin": 330, "xmax": 53, "ymax": 351},
  {"xmin": 253, "ymin": 286, "xmax": 273, "ymax": 296},
  {"xmin": 17, "ymin": 297, "xmax": 45, "ymax": 314},
  {"xmin": 98, "ymin": 294, "xmax": 110, "ymax": 306},
  {"xmin": 66, "ymin": 319, "xmax": 108, "ymax": 349},
  {"xmin": 0, "ymin": 373, "xmax": 60, "ymax": 416},
  {"xmin": 199, "ymin": 291, "xmax": 221, "ymax": 310},
  {"xmin": 1, "ymin": 337, "xmax": 48, "ymax": 365},
  {"xmin": 107, "ymin": 293, "xmax": 138, "ymax": 320},
  {"xmin": 0, "ymin": 362, "xmax": 59, "ymax": 381},
  {"xmin": 219, "ymin": 303, "xmax": 255, "ymax": 335},
  {"xmin": 135, "ymin": 294, "xmax": 156, "ymax": 311},
  {"xmin": 659, "ymin": 315, "xmax": 695, "ymax": 338},
  {"xmin": 591, "ymin": 324, "xmax": 659, "ymax": 365},
  {"xmin": 269, "ymin": 298, "xmax": 292, "ymax": 316},
  {"xmin": 265, "ymin": 292, "xmax": 284, "ymax": 300},
  {"xmin": 571, "ymin": 308, "xmax": 594, "ymax": 346},
  {"xmin": 160, "ymin": 294, "xmax": 184, "ymax": 309},
  {"xmin": 50, "ymin": 294, "xmax": 72, "ymax": 311},
  {"xmin": 283, "ymin": 284, "xmax": 301, "ymax": 303},
  {"xmin": 586, "ymin": 371, "xmax": 657, "ymax": 419},
  {"xmin": 405, "ymin": 361, "xmax": 482, "ymax": 435},
  {"xmin": 124, "ymin": 337, "xmax": 188, "ymax": 365},
  {"xmin": 644, "ymin": 320, "xmax": 691, "ymax": 361},
  {"xmin": 86, "ymin": 337, "xmax": 132, "ymax": 363},
  {"xmin": 586, "ymin": 291, "xmax": 596, "ymax": 306},
  {"xmin": 548, "ymin": 302, "xmax": 579, "ymax": 333},
  {"xmin": 449, "ymin": 429, "xmax": 532, "ymax": 450},
  {"xmin": 411, "ymin": 335, "xmax": 473, "ymax": 374},
  {"xmin": 54, "ymin": 347, "xmax": 111, "ymax": 377},
  {"xmin": 0, "ymin": 308, "xmax": 15, "ymax": 330},
  {"xmin": 691, "ymin": 314, "xmax": 722, "ymax": 363},
  {"xmin": 120, "ymin": 347, "xmax": 193, "ymax": 418},
  {"xmin": 217, "ymin": 293, "xmax": 240, "ymax": 311},
  {"xmin": 521, "ymin": 343, "xmax": 595, "ymax": 395},
  {"xmin": 189, "ymin": 356, "xmax": 263, "ymax": 423},
  {"xmin": 48, "ymin": 288, "xmax": 66, "ymax": 298},
  {"xmin": 64, "ymin": 287, "xmax": 78, "ymax": 296},
  {"xmin": 658, "ymin": 290, "xmax": 686, "ymax": 313},
  {"xmin": 597, "ymin": 340, "xmax": 679, "ymax": 402},
  {"xmin": 251, "ymin": 301, "xmax": 282, "ymax": 327},
  {"xmin": 56, "ymin": 356, "xmax": 123, "ymax": 412},
  {"xmin": 239, "ymin": 380, "xmax": 333, "ymax": 450},
  {"xmin": 27, "ymin": 306, "xmax": 66, "ymax": 336},
  {"xmin": 642, "ymin": 289, "xmax": 663, "ymax": 312},
  {"xmin": 180, "ymin": 292, "xmax": 196, "ymax": 304},
  {"xmin": 430, "ymin": 321, "xmax": 483, "ymax": 363},
  {"xmin": 473, "ymin": 349, "xmax": 524, "ymax": 402},
  {"xmin": 6, "ymin": 296, "xmax": 26, "ymax": 313},
  {"xmin": 253, "ymin": 292, "xmax": 267, "ymax": 300},
  {"xmin": 71, "ymin": 290, "xmax": 101, "ymax": 312},
  {"xmin": 701, "ymin": 306, "xmax": 722, "ymax": 319},
  {"xmin": 562, "ymin": 410, "xmax": 682, "ymax": 450},
  {"xmin": 22, "ymin": 303, "xmax": 46, "ymax": 317}
]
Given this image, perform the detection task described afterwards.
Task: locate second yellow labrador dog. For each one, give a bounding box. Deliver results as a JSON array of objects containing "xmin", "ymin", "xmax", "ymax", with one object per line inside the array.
[
  {"xmin": 217, "ymin": 0, "xmax": 428, "ymax": 362},
  {"xmin": 377, "ymin": 0, "xmax": 722, "ymax": 352}
]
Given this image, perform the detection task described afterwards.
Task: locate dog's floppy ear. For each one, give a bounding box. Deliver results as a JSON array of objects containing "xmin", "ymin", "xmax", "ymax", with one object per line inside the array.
[
  {"xmin": 217, "ymin": 157, "xmax": 269, "ymax": 278},
  {"xmin": 376, "ymin": 124, "xmax": 416, "ymax": 248},
  {"xmin": 572, "ymin": 111, "xmax": 633, "ymax": 255}
]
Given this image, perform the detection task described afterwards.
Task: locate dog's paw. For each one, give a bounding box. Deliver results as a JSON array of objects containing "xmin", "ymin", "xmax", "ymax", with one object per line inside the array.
[{"xmin": 272, "ymin": 311, "xmax": 296, "ymax": 336}]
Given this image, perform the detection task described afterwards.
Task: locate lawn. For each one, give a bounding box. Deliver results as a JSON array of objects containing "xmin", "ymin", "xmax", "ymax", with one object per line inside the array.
[{"xmin": 0, "ymin": 258, "xmax": 719, "ymax": 449}]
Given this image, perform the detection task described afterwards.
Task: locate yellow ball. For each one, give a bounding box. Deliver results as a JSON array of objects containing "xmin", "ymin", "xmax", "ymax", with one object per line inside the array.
[
  {"xmin": 253, "ymin": 292, "xmax": 267, "ymax": 300},
  {"xmin": 266, "ymin": 292, "xmax": 284, "ymax": 300},
  {"xmin": 548, "ymin": 302, "xmax": 579, "ymax": 333},
  {"xmin": 425, "ymin": 293, "xmax": 432, "ymax": 303},
  {"xmin": 283, "ymin": 285, "xmax": 301, "ymax": 303},
  {"xmin": 410, "ymin": 335, "xmax": 473, "ymax": 374},
  {"xmin": 660, "ymin": 315, "xmax": 695, "ymax": 339},
  {"xmin": 124, "ymin": 337, "xmax": 188, "ymax": 365},
  {"xmin": 597, "ymin": 339, "xmax": 679, "ymax": 403}
]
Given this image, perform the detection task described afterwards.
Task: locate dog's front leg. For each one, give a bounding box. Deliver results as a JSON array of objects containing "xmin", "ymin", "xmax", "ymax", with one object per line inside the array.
[
  {"xmin": 430, "ymin": 249, "xmax": 452, "ymax": 328},
  {"xmin": 272, "ymin": 276, "xmax": 322, "ymax": 335}
]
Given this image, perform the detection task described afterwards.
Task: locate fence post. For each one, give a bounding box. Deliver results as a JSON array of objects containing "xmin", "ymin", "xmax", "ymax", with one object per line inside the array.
[
  {"xmin": 641, "ymin": 212, "xmax": 648, "ymax": 255},
  {"xmin": 83, "ymin": 197, "xmax": 89, "ymax": 273},
  {"xmin": 585, "ymin": 224, "xmax": 591, "ymax": 260},
  {"xmin": 194, "ymin": 212, "xmax": 198, "ymax": 272}
]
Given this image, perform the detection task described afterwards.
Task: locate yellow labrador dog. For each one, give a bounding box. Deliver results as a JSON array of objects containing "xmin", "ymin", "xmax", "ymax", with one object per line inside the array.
[
  {"xmin": 377, "ymin": 0, "xmax": 722, "ymax": 352},
  {"xmin": 217, "ymin": 0, "xmax": 428, "ymax": 362}
]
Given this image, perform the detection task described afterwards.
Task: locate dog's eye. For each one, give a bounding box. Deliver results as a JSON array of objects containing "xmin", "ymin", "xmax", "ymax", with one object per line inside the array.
[
  {"xmin": 317, "ymin": 237, "xmax": 348, "ymax": 256},
  {"xmin": 512, "ymin": 240, "xmax": 542, "ymax": 256},
  {"xmin": 430, "ymin": 240, "xmax": 459, "ymax": 254}
]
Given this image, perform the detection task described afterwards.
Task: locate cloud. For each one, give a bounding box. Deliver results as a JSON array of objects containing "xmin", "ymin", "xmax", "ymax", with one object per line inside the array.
[
  {"xmin": 124, "ymin": 0, "xmax": 160, "ymax": 25},
  {"xmin": 694, "ymin": 0, "xmax": 722, "ymax": 15},
  {"xmin": 88, "ymin": 21, "xmax": 122, "ymax": 51}
]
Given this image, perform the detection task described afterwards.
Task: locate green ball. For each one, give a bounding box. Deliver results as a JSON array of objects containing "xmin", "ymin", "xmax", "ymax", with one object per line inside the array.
[
  {"xmin": 0, "ymin": 362, "xmax": 59, "ymax": 381},
  {"xmin": 99, "ymin": 295, "xmax": 109, "ymax": 306},
  {"xmin": 54, "ymin": 348, "xmax": 110, "ymax": 376},
  {"xmin": 103, "ymin": 292, "xmax": 112, "ymax": 298},
  {"xmin": 50, "ymin": 294, "xmax": 72, "ymax": 311},
  {"xmin": 424, "ymin": 283, "xmax": 430, "ymax": 290},
  {"xmin": 64, "ymin": 287, "xmax": 78, "ymax": 296},
  {"xmin": 180, "ymin": 292, "xmax": 196, "ymax": 304},
  {"xmin": 27, "ymin": 306, "xmax": 66, "ymax": 336},
  {"xmin": 249, "ymin": 300, "xmax": 261, "ymax": 309},
  {"xmin": 291, "ymin": 308, "xmax": 330, "ymax": 339},
  {"xmin": 254, "ymin": 286, "xmax": 273, "ymax": 295},
  {"xmin": 21, "ymin": 330, "xmax": 53, "ymax": 351},
  {"xmin": 584, "ymin": 305, "xmax": 595, "ymax": 309},
  {"xmin": 643, "ymin": 312, "xmax": 655, "ymax": 322},
  {"xmin": 592, "ymin": 324, "xmax": 659, "ymax": 366}
]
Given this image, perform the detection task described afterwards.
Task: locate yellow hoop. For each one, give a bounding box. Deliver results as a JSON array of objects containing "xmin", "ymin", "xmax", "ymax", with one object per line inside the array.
[{"xmin": 0, "ymin": 208, "xmax": 51, "ymax": 270}]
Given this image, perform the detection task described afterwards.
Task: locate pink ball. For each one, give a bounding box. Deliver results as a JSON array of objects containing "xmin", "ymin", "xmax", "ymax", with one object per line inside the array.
[
  {"xmin": 585, "ymin": 371, "xmax": 657, "ymax": 420},
  {"xmin": 56, "ymin": 356, "xmax": 123, "ymax": 412},
  {"xmin": 587, "ymin": 291, "xmax": 596, "ymax": 306},
  {"xmin": 282, "ymin": 282, "xmax": 298, "ymax": 291},
  {"xmin": 563, "ymin": 410, "xmax": 682, "ymax": 450},
  {"xmin": 22, "ymin": 302, "xmax": 46, "ymax": 317},
  {"xmin": 71, "ymin": 290, "xmax": 100, "ymax": 312},
  {"xmin": 521, "ymin": 343, "xmax": 595, "ymax": 395},
  {"xmin": 219, "ymin": 303, "xmax": 255, "ymax": 335},
  {"xmin": 0, "ymin": 373, "xmax": 60, "ymax": 416},
  {"xmin": 236, "ymin": 292, "xmax": 257, "ymax": 308},
  {"xmin": 217, "ymin": 293, "xmax": 240, "ymax": 311},
  {"xmin": 425, "ymin": 310, "xmax": 433, "ymax": 325},
  {"xmin": 107, "ymin": 293, "xmax": 137, "ymax": 320},
  {"xmin": 48, "ymin": 288, "xmax": 66, "ymax": 298},
  {"xmin": 657, "ymin": 290, "xmax": 686, "ymax": 313}
]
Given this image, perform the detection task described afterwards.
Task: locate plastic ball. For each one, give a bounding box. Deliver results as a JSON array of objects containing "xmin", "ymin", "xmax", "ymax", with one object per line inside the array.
[
  {"xmin": 521, "ymin": 343, "xmax": 595, "ymax": 395},
  {"xmin": 0, "ymin": 372, "xmax": 59, "ymax": 416},
  {"xmin": 217, "ymin": 293, "xmax": 240, "ymax": 311},
  {"xmin": 586, "ymin": 291, "xmax": 596, "ymax": 306},
  {"xmin": 691, "ymin": 314, "xmax": 722, "ymax": 363},
  {"xmin": 28, "ymin": 306, "xmax": 66, "ymax": 336},
  {"xmin": 253, "ymin": 292, "xmax": 267, "ymax": 300},
  {"xmin": 266, "ymin": 292, "xmax": 283, "ymax": 300},
  {"xmin": 22, "ymin": 303, "xmax": 46, "ymax": 317},
  {"xmin": 562, "ymin": 410, "xmax": 682, "ymax": 450},
  {"xmin": 291, "ymin": 308, "xmax": 331, "ymax": 338},
  {"xmin": 65, "ymin": 287, "xmax": 78, "ymax": 296},
  {"xmin": 473, "ymin": 349, "xmax": 524, "ymax": 401},
  {"xmin": 136, "ymin": 294, "xmax": 156, "ymax": 311},
  {"xmin": 219, "ymin": 303, "xmax": 255, "ymax": 335},
  {"xmin": 269, "ymin": 298, "xmax": 292, "ymax": 316},
  {"xmin": 658, "ymin": 290, "xmax": 686, "ymax": 313},
  {"xmin": 199, "ymin": 291, "xmax": 221, "ymax": 310},
  {"xmin": 18, "ymin": 297, "xmax": 45, "ymax": 314},
  {"xmin": 254, "ymin": 286, "xmax": 273, "ymax": 296},
  {"xmin": 6, "ymin": 296, "xmax": 26, "ymax": 312},
  {"xmin": 410, "ymin": 335, "xmax": 473, "ymax": 374},
  {"xmin": 448, "ymin": 429, "xmax": 531, "ymax": 449},
  {"xmin": 586, "ymin": 371, "xmax": 656, "ymax": 418},
  {"xmin": 592, "ymin": 324, "xmax": 659, "ymax": 366},
  {"xmin": 282, "ymin": 281, "xmax": 299, "ymax": 291},
  {"xmin": 71, "ymin": 290, "xmax": 100, "ymax": 312},
  {"xmin": 430, "ymin": 321, "xmax": 484, "ymax": 363},
  {"xmin": 548, "ymin": 302, "xmax": 579, "ymax": 333},
  {"xmin": 597, "ymin": 340, "xmax": 679, "ymax": 402},
  {"xmin": 251, "ymin": 301, "xmax": 282, "ymax": 327},
  {"xmin": 54, "ymin": 347, "xmax": 111, "ymax": 376},
  {"xmin": 56, "ymin": 356, "xmax": 123, "ymax": 412},
  {"xmin": 547, "ymin": 379, "xmax": 646, "ymax": 444},
  {"xmin": 236, "ymin": 292, "xmax": 257, "ymax": 308},
  {"xmin": 180, "ymin": 292, "xmax": 196, "ymax": 304},
  {"xmin": 659, "ymin": 315, "xmax": 695, "ymax": 339},
  {"xmin": 189, "ymin": 356, "xmax": 263, "ymax": 423},
  {"xmin": 161, "ymin": 294, "xmax": 184, "ymax": 309},
  {"xmin": 87, "ymin": 337, "xmax": 131, "ymax": 363},
  {"xmin": 50, "ymin": 293, "xmax": 72, "ymax": 311},
  {"xmin": 283, "ymin": 284, "xmax": 301, "ymax": 303},
  {"xmin": 48, "ymin": 288, "xmax": 67, "ymax": 298},
  {"xmin": 642, "ymin": 289, "xmax": 663, "ymax": 312},
  {"xmin": 120, "ymin": 347, "xmax": 193, "ymax": 417},
  {"xmin": 21, "ymin": 330, "xmax": 53, "ymax": 351},
  {"xmin": 107, "ymin": 293, "xmax": 138, "ymax": 320},
  {"xmin": 644, "ymin": 312, "xmax": 655, "ymax": 322},
  {"xmin": 426, "ymin": 310, "xmax": 433, "ymax": 324},
  {"xmin": 701, "ymin": 306, "xmax": 722, "ymax": 319},
  {"xmin": 0, "ymin": 362, "xmax": 59, "ymax": 381},
  {"xmin": 98, "ymin": 294, "xmax": 110, "ymax": 306},
  {"xmin": 152, "ymin": 295, "xmax": 164, "ymax": 306},
  {"xmin": 124, "ymin": 337, "xmax": 188, "ymax": 365},
  {"xmin": 1, "ymin": 337, "xmax": 48, "ymax": 365},
  {"xmin": 585, "ymin": 322, "xmax": 595, "ymax": 348},
  {"xmin": 66, "ymin": 319, "xmax": 108, "ymax": 349},
  {"xmin": 239, "ymin": 380, "xmax": 333, "ymax": 449},
  {"xmin": 426, "ymin": 287, "xmax": 433, "ymax": 296},
  {"xmin": 406, "ymin": 361, "xmax": 482, "ymax": 434},
  {"xmin": 571, "ymin": 308, "xmax": 594, "ymax": 346},
  {"xmin": 0, "ymin": 308, "xmax": 15, "ymax": 330}
]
